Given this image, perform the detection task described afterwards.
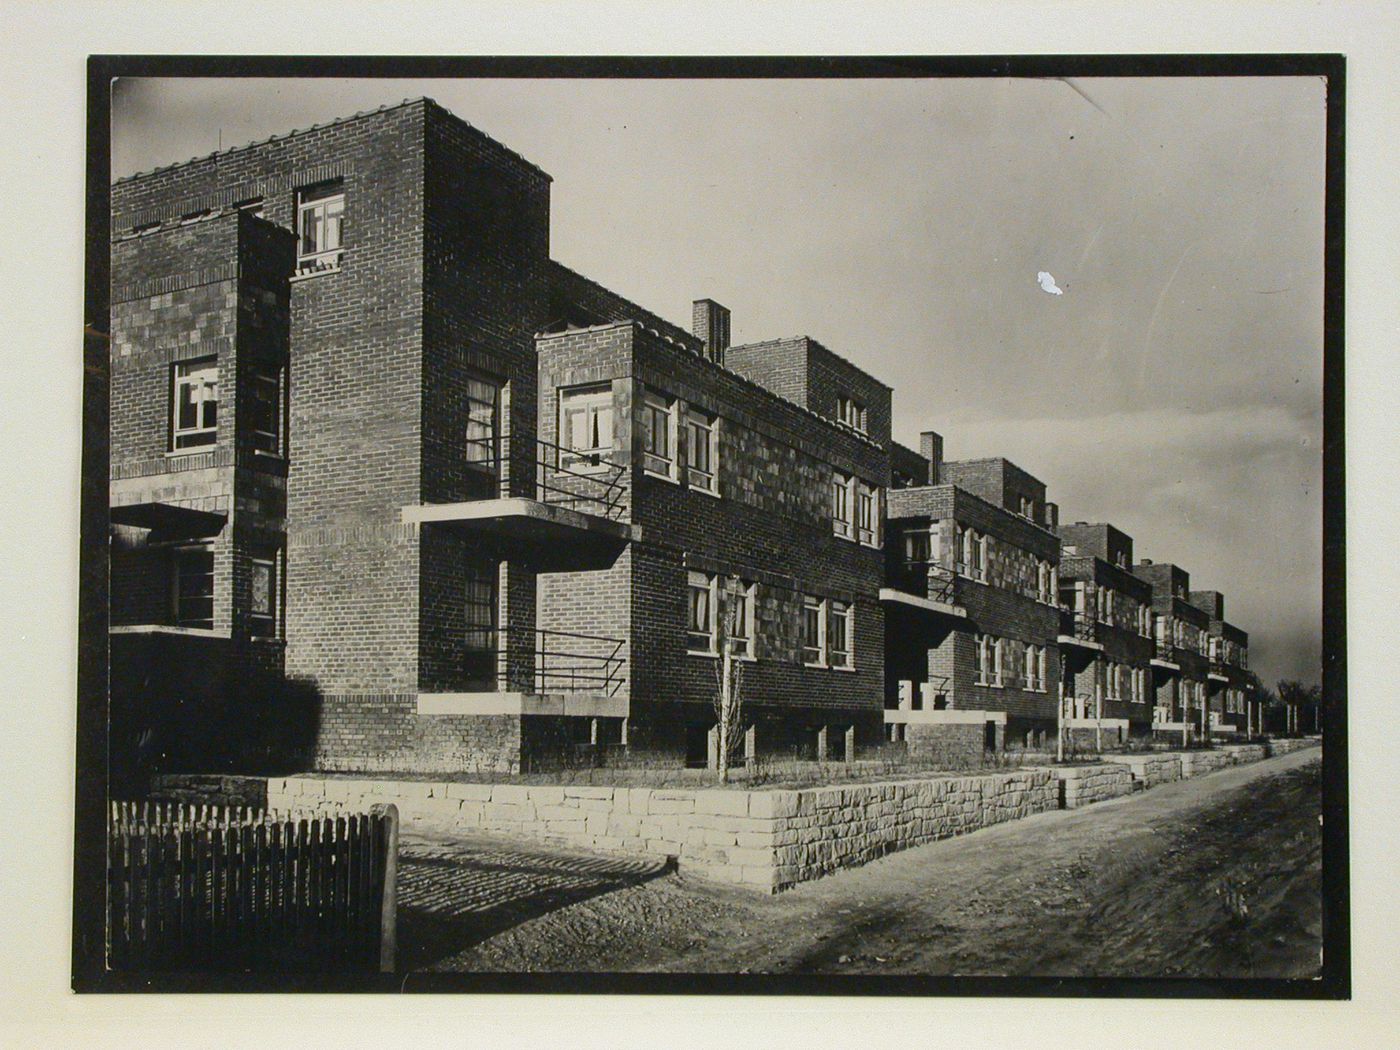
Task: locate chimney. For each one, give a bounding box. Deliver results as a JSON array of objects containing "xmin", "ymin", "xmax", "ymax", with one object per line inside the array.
[
  {"xmin": 920, "ymin": 431, "xmax": 944, "ymax": 485},
  {"xmin": 691, "ymin": 299, "xmax": 730, "ymax": 365},
  {"xmin": 1044, "ymin": 501, "xmax": 1058, "ymax": 528}
]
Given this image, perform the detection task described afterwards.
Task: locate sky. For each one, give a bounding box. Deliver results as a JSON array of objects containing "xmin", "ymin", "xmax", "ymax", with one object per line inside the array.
[{"xmin": 111, "ymin": 75, "xmax": 1327, "ymax": 689}]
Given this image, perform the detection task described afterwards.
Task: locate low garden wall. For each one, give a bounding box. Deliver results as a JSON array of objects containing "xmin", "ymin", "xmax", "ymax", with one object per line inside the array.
[
  {"xmin": 1177, "ymin": 749, "xmax": 1235, "ymax": 778},
  {"xmin": 265, "ymin": 768, "xmax": 1057, "ymax": 893},
  {"xmin": 1267, "ymin": 737, "xmax": 1322, "ymax": 756},
  {"xmin": 1105, "ymin": 753, "xmax": 1182, "ymax": 789},
  {"xmin": 1044, "ymin": 763, "xmax": 1134, "ymax": 809}
]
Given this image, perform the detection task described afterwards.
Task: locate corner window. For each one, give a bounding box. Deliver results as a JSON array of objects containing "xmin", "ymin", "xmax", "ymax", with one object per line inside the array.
[
  {"xmin": 831, "ymin": 472, "xmax": 853, "ymax": 539},
  {"xmin": 685, "ymin": 408, "xmax": 718, "ymax": 495},
  {"xmin": 464, "ymin": 374, "xmax": 501, "ymax": 469},
  {"xmin": 641, "ymin": 390, "xmax": 677, "ymax": 480},
  {"xmin": 686, "ymin": 571, "xmax": 717, "ymax": 655},
  {"xmin": 249, "ymin": 551, "xmax": 280, "ymax": 638},
  {"xmin": 247, "ymin": 365, "xmax": 284, "ymax": 456},
  {"xmin": 836, "ymin": 395, "xmax": 867, "ymax": 433},
  {"xmin": 827, "ymin": 600, "xmax": 853, "ymax": 670},
  {"xmin": 172, "ymin": 358, "xmax": 218, "ymax": 450},
  {"xmin": 559, "ymin": 385, "xmax": 614, "ymax": 468},
  {"xmin": 296, "ymin": 183, "xmax": 344, "ymax": 270},
  {"xmin": 802, "ymin": 595, "xmax": 826, "ymax": 666},
  {"xmin": 172, "ymin": 545, "xmax": 214, "ymax": 629}
]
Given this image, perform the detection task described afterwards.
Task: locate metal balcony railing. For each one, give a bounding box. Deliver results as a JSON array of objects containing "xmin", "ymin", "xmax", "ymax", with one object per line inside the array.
[
  {"xmin": 531, "ymin": 628, "xmax": 626, "ymax": 696},
  {"xmin": 1154, "ymin": 638, "xmax": 1176, "ymax": 660},
  {"xmin": 1062, "ymin": 610, "xmax": 1097, "ymax": 643},
  {"xmin": 926, "ymin": 565, "xmax": 957, "ymax": 605},
  {"xmin": 465, "ymin": 435, "xmax": 628, "ymax": 521}
]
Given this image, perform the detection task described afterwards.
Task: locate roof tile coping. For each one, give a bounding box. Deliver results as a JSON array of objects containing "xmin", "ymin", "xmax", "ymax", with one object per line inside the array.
[
  {"xmin": 727, "ymin": 335, "xmax": 894, "ymax": 393},
  {"xmin": 113, "ymin": 96, "xmax": 552, "ymax": 187},
  {"xmin": 536, "ymin": 320, "xmax": 889, "ymax": 455}
]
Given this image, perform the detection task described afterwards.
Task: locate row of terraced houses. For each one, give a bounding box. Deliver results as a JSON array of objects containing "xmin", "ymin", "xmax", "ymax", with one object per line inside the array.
[{"xmin": 106, "ymin": 99, "xmax": 1260, "ymax": 780}]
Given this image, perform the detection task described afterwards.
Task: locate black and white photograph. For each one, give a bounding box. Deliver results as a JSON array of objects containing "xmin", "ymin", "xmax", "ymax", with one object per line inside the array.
[{"xmin": 72, "ymin": 60, "xmax": 1343, "ymax": 996}]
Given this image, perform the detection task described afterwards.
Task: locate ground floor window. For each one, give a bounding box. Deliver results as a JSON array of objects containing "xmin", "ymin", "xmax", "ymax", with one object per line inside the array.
[
  {"xmin": 827, "ymin": 600, "xmax": 853, "ymax": 669},
  {"xmin": 802, "ymin": 594, "xmax": 826, "ymax": 666},
  {"xmin": 687, "ymin": 571, "xmax": 717, "ymax": 654},
  {"xmin": 463, "ymin": 562, "xmax": 498, "ymax": 688},
  {"xmin": 249, "ymin": 550, "xmax": 280, "ymax": 638},
  {"xmin": 172, "ymin": 545, "xmax": 214, "ymax": 629}
]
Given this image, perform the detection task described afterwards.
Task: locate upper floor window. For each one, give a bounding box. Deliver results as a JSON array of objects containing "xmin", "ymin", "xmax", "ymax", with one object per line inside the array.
[
  {"xmin": 1018, "ymin": 495, "xmax": 1034, "ymax": 519},
  {"xmin": 685, "ymin": 407, "xmax": 718, "ymax": 494},
  {"xmin": 975, "ymin": 633, "xmax": 992, "ymax": 685},
  {"xmin": 641, "ymin": 390, "xmax": 677, "ymax": 480},
  {"xmin": 247, "ymin": 365, "xmax": 284, "ymax": 456},
  {"xmin": 856, "ymin": 482, "xmax": 879, "ymax": 547},
  {"xmin": 172, "ymin": 545, "xmax": 214, "ymax": 629},
  {"xmin": 559, "ymin": 385, "xmax": 614, "ymax": 467},
  {"xmin": 172, "ymin": 358, "xmax": 218, "ymax": 450},
  {"xmin": 249, "ymin": 550, "xmax": 280, "ymax": 639},
  {"xmin": 836, "ymin": 396, "xmax": 867, "ymax": 433},
  {"xmin": 296, "ymin": 183, "xmax": 344, "ymax": 269},
  {"xmin": 832, "ymin": 472, "xmax": 854, "ymax": 539},
  {"xmin": 903, "ymin": 528, "xmax": 931, "ymax": 568},
  {"xmin": 464, "ymin": 374, "xmax": 500, "ymax": 469}
]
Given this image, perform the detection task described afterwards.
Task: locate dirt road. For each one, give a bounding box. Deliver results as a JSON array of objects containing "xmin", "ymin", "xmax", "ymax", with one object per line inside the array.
[{"xmin": 403, "ymin": 748, "xmax": 1323, "ymax": 978}]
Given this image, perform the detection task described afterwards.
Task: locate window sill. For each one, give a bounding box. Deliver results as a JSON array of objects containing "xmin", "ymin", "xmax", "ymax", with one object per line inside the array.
[
  {"xmin": 687, "ymin": 648, "xmax": 719, "ymax": 659},
  {"xmin": 251, "ymin": 449, "xmax": 286, "ymax": 462},
  {"xmin": 250, "ymin": 635, "xmax": 285, "ymax": 646},
  {"xmin": 290, "ymin": 260, "xmax": 342, "ymax": 282},
  {"xmin": 166, "ymin": 445, "xmax": 217, "ymax": 458},
  {"xmin": 642, "ymin": 467, "xmax": 680, "ymax": 485},
  {"xmin": 688, "ymin": 484, "xmax": 721, "ymax": 499},
  {"xmin": 829, "ymin": 664, "xmax": 856, "ymax": 673},
  {"xmin": 803, "ymin": 658, "xmax": 827, "ymax": 669}
]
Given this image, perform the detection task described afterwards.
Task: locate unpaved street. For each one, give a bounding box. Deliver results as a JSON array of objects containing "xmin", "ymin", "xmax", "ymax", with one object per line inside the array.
[{"xmin": 399, "ymin": 749, "xmax": 1323, "ymax": 978}]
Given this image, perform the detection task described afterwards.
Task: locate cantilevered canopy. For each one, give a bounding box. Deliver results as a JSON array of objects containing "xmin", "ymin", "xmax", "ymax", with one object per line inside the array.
[
  {"xmin": 401, "ymin": 498, "xmax": 639, "ymax": 571},
  {"xmin": 110, "ymin": 501, "xmax": 226, "ymax": 540}
]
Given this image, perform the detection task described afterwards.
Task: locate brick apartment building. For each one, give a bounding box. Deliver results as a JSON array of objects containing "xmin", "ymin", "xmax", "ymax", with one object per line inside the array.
[
  {"xmin": 107, "ymin": 97, "xmax": 1258, "ymax": 780},
  {"xmin": 1187, "ymin": 590, "xmax": 1256, "ymax": 736},
  {"xmin": 884, "ymin": 438, "xmax": 1064, "ymax": 751},
  {"xmin": 1055, "ymin": 522, "xmax": 1156, "ymax": 742}
]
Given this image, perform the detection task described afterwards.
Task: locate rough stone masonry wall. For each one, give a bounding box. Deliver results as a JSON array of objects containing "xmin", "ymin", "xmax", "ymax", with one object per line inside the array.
[
  {"xmin": 265, "ymin": 767, "xmax": 1056, "ymax": 892},
  {"xmin": 1105, "ymin": 753, "xmax": 1182, "ymax": 789},
  {"xmin": 1046, "ymin": 763, "xmax": 1135, "ymax": 808},
  {"xmin": 1177, "ymin": 749, "xmax": 1235, "ymax": 778}
]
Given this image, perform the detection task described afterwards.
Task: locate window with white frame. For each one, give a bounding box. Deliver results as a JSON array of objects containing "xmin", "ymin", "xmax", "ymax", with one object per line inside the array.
[
  {"xmin": 249, "ymin": 550, "xmax": 280, "ymax": 638},
  {"xmin": 828, "ymin": 600, "xmax": 853, "ymax": 669},
  {"xmin": 723, "ymin": 578, "xmax": 757, "ymax": 659},
  {"xmin": 172, "ymin": 358, "xmax": 218, "ymax": 450},
  {"xmin": 686, "ymin": 571, "xmax": 717, "ymax": 654},
  {"xmin": 559, "ymin": 385, "xmax": 614, "ymax": 467},
  {"xmin": 685, "ymin": 407, "xmax": 718, "ymax": 494},
  {"xmin": 247, "ymin": 365, "xmax": 284, "ymax": 456},
  {"xmin": 836, "ymin": 395, "xmax": 866, "ymax": 433},
  {"xmin": 975, "ymin": 634, "xmax": 991, "ymax": 685},
  {"xmin": 902, "ymin": 527, "xmax": 931, "ymax": 570},
  {"xmin": 977, "ymin": 535, "xmax": 990, "ymax": 582},
  {"xmin": 856, "ymin": 482, "xmax": 879, "ymax": 546},
  {"xmin": 172, "ymin": 545, "xmax": 214, "ymax": 629},
  {"xmin": 802, "ymin": 594, "xmax": 826, "ymax": 666},
  {"xmin": 1025, "ymin": 645, "xmax": 1039, "ymax": 691},
  {"xmin": 991, "ymin": 638, "xmax": 1005, "ymax": 686},
  {"xmin": 1018, "ymin": 495, "xmax": 1034, "ymax": 519},
  {"xmin": 464, "ymin": 374, "xmax": 500, "ymax": 469},
  {"xmin": 296, "ymin": 183, "xmax": 344, "ymax": 269},
  {"xmin": 832, "ymin": 471, "xmax": 854, "ymax": 539},
  {"xmin": 641, "ymin": 389, "xmax": 677, "ymax": 479}
]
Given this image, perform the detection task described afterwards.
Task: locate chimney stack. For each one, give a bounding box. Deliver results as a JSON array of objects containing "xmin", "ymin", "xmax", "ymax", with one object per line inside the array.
[
  {"xmin": 920, "ymin": 431, "xmax": 944, "ymax": 485},
  {"xmin": 1044, "ymin": 501, "xmax": 1059, "ymax": 528},
  {"xmin": 691, "ymin": 299, "xmax": 730, "ymax": 365}
]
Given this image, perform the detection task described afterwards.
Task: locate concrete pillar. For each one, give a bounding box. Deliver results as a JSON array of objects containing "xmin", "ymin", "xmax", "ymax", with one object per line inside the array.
[
  {"xmin": 706, "ymin": 726, "xmax": 719, "ymax": 770},
  {"xmin": 816, "ymin": 725, "xmax": 830, "ymax": 761},
  {"xmin": 744, "ymin": 723, "xmax": 757, "ymax": 764},
  {"xmin": 845, "ymin": 725, "xmax": 857, "ymax": 763},
  {"xmin": 899, "ymin": 680, "xmax": 914, "ymax": 711}
]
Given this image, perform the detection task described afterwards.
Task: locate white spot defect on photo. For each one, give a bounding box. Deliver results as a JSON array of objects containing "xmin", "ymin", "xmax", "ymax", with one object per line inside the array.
[{"xmin": 1037, "ymin": 271, "xmax": 1065, "ymax": 296}]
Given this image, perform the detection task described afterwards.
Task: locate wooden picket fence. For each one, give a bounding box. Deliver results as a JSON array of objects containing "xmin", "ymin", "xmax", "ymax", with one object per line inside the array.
[{"xmin": 107, "ymin": 800, "xmax": 398, "ymax": 973}]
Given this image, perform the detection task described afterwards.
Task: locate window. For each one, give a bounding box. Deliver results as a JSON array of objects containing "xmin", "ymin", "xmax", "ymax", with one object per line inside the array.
[
  {"xmin": 828, "ymin": 600, "xmax": 853, "ymax": 669},
  {"xmin": 641, "ymin": 390, "xmax": 677, "ymax": 479},
  {"xmin": 249, "ymin": 551, "xmax": 279, "ymax": 638},
  {"xmin": 856, "ymin": 482, "xmax": 879, "ymax": 546},
  {"xmin": 247, "ymin": 365, "xmax": 283, "ymax": 455},
  {"xmin": 687, "ymin": 571, "xmax": 717, "ymax": 654},
  {"xmin": 1025, "ymin": 645, "xmax": 1039, "ymax": 691},
  {"xmin": 960, "ymin": 527, "xmax": 977, "ymax": 577},
  {"xmin": 1018, "ymin": 495, "xmax": 1034, "ymax": 519},
  {"xmin": 903, "ymin": 528, "xmax": 931, "ymax": 568},
  {"xmin": 802, "ymin": 595, "xmax": 826, "ymax": 666},
  {"xmin": 832, "ymin": 472, "xmax": 853, "ymax": 538},
  {"xmin": 992, "ymin": 638, "xmax": 1005, "ymax": 687},
  {"xmin": 836, "ymin": 395, "xmax": 866, "ymax": 433},
  {"xmin": 685, "ymin": 408, "xmax": 718, "ymax": 494},
  {"xmin": 726, "ymin": 579, "xmax": 757, "ymax": 658},
  {"xmin": 172, "ymin": 358, "xmax": 218, "ymax": 450},
  {"xmin": 464, "ymin": 374, "xmax": 500, "ymax": 468},
  {"xmin": 463, "ymin": 562, "xmax": 498, "ymax": 688},
  {"xmin": 296, "ymin": 183, "xmax": 344, "ymax": 268},
  {"xmin": 975, "ymin": 634, "xmax": 992, "ymax": 685},
  {"xmin": 977, "ymin": 535, "xmax": 990, "ymax": 582},
  {"xmin": 172, "ymin": 545, "xmax": 214, "ymax": 629},
  {"xmin": 559, "ymin": 386, "xmax": 615, "ymax": 467}
]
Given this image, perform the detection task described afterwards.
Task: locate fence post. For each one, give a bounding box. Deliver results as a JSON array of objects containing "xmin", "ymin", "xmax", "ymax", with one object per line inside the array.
[{"xmin": 371, "ymin": 803, "xmax": 398, "ymax": 973}]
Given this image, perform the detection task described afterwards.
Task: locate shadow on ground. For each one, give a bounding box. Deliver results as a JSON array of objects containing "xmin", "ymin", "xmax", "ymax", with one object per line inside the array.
[{"xmin": 395, "ymin": 834, "xmax": 673, "ymax": 971}]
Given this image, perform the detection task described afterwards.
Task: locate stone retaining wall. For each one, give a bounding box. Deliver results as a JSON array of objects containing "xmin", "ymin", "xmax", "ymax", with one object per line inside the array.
[
  {"xmin": 1177, "ymin": 749, "xmax": 1235, "ymax": 778},
  {"xmin": 1104, "ymin": 753, "xmax": 1182, "ymax": 789},
  {"xmin": 1044, "ymin": 764, "xmax": 1135, "ymax": 808},
  {"xmin": 1267, "ymin": 737, "xmax": 1322, "ymax": 756},
  {"xmin": 266, "ymin": 767, "xmax": 1056, "ymax": 892}
]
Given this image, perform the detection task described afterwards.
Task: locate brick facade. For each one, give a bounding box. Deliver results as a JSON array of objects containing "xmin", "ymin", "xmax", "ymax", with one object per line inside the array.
[{"xmin": 108, "ymin": 97, "xmax": 1257, "ymax": 780}]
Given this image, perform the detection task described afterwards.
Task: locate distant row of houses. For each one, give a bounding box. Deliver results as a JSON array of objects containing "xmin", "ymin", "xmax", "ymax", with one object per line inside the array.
[{"xmin": 107, "ymin": 98, "xmax": 1258, "ymax": 777}]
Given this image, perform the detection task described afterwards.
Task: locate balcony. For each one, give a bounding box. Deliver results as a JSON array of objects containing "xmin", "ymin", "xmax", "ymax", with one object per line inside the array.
[
  {"xmin": 881, "ymin": 566, "xmax": 967, "ymax": 633},
  {"xmin": 1151, "ymin": 638, "xmax": 1182, "ymax": 676},
  {"xmin": 417, "ymin": 628, "xmax": 628, "ymax": 718},
  {"xmin": 1057, "ymin": 610, "xmax": 1103, "ymax": 670},
  {"xmin": 402, "ymin": 437, "xmax": 639, "ymax": 571}
]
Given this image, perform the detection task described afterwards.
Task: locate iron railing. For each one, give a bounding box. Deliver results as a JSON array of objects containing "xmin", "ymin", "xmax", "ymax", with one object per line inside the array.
[
  {"xmin": 464, "ymin": 435, "xmax": 628, "ymax": 521},
  {"xmin": 1061, "ymin": 609, "xmax": 1097, "ymax": 642},
  {"xmin": 530, "ymin": 628, "xmax": 626, "ymax": 696}
]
